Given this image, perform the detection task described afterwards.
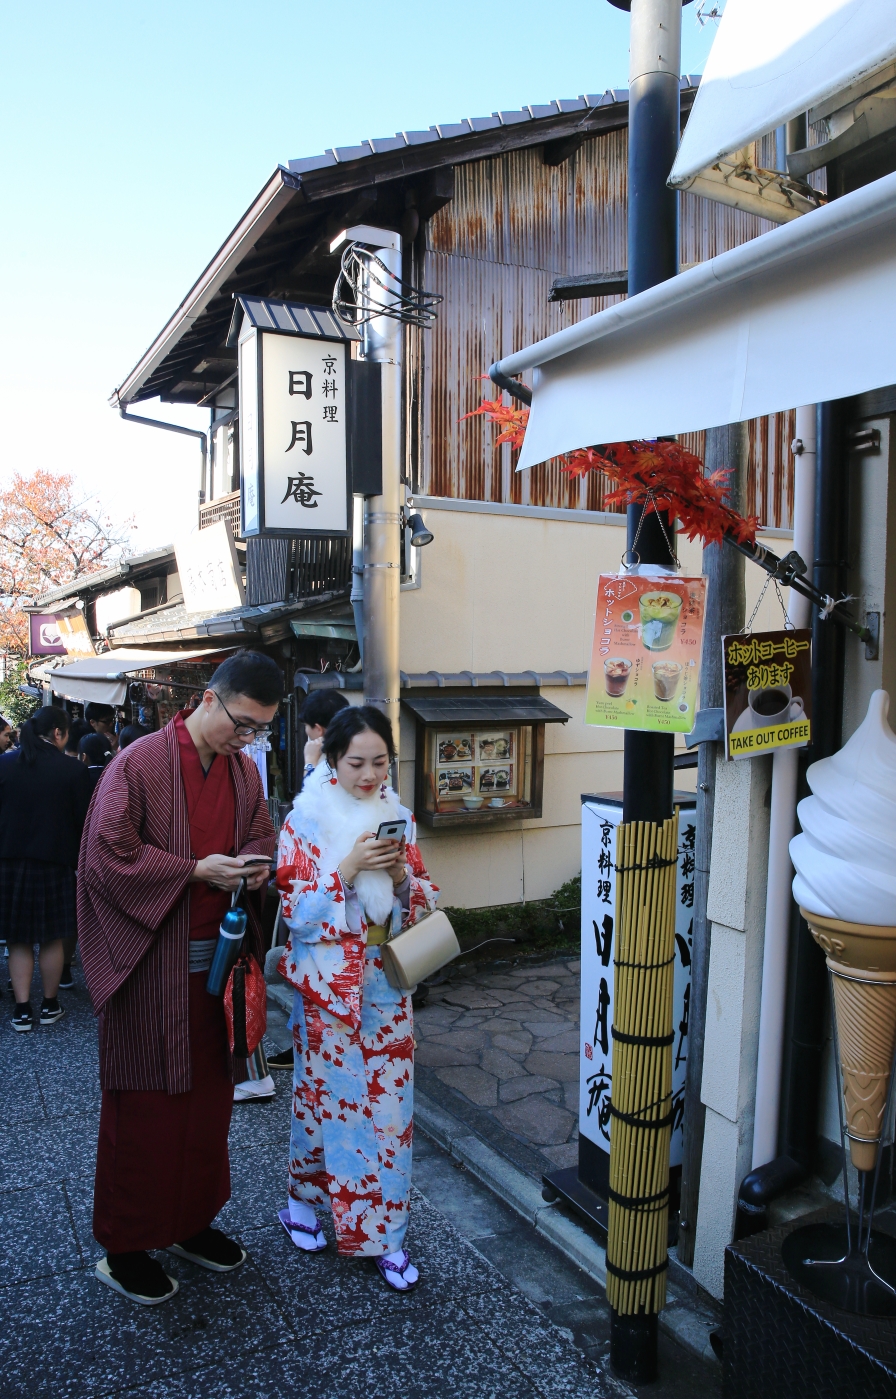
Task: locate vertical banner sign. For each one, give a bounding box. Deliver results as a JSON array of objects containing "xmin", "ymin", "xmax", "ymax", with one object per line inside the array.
[
  {"xmin": 579, "ymin": 797, "xmax": 695, "ymax": 1169},
  {"xmin": 239, "ymin": 325, "xmax": 350, "ymax": 538},
  {"xmin": 723, "ymin": 628, "xmax": 812, "ymax": 760},
  {"xmin": 586, "ymin": 574, "xmax": 707, "ymax": 734}
]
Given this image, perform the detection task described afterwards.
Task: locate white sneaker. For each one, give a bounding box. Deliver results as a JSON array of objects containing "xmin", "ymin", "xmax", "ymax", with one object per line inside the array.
[{"xmin": 233, "ymin": 1074, "xmax": 276, "ymax": 1103}]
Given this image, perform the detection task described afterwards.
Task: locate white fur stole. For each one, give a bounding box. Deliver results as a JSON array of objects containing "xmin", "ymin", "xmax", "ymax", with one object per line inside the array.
[{"xmin": 291, "ymin": 765, "xmax": 402, "ymax": 926}]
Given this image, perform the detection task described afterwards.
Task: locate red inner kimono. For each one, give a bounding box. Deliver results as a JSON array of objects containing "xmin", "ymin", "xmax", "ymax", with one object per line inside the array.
[{"xmin": 93, "ymin": 714, "xmax": 238, "ymax": 1253}]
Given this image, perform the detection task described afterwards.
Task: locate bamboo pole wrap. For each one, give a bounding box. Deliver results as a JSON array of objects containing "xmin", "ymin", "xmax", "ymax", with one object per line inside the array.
[{"xmin": 606, "ymin": 815, "xmax": 679, "ymax": 1316}]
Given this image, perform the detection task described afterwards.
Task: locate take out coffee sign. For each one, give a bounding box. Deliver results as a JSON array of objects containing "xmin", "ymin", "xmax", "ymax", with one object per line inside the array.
[
  {"xmin": 586, "ymin": 573, "xmax": 707, "ymax": 734},
  {"xmin": 723, "ymin": 628, "xmax": 812, "ymax": 760}
]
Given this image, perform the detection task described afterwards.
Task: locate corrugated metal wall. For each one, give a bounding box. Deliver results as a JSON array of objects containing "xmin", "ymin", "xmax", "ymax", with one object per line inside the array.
[{"xmin": 415, "ymin": 127, "xmax": 797, "ymax": 529}]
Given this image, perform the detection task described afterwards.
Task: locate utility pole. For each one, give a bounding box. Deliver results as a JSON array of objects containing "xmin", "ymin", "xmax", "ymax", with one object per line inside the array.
[
  {"xmin": 334, "ymin": 227, "xmax": 404, "ymax": 757},
  {"xmin": 607, "ymin": 0, "xmax": 685, "ymax": 1382}
]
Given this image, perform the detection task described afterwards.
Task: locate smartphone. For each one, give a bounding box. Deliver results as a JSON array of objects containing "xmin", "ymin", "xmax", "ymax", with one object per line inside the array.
[
  {"xmin": 375, "ymin": 819, "xmax": 407, "ymax": 843},
  {"xmin": 240, "ymin": 856, "xmax": 274, "ymax": 867}
]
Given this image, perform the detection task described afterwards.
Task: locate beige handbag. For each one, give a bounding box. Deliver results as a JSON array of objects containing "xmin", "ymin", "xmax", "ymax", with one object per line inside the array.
[{"xmin": 380, "ymin": 908, "xmax": 461, "ymax": 991}]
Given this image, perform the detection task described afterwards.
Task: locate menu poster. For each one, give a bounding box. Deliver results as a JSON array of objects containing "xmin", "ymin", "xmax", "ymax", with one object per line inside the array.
[
  {"xmin": 723, "ymin": 628, "xmax": 812, "ymax": 760},
  {"xmin": 585, "ymin": 573, "xmax": 707, "ymax": 734}
]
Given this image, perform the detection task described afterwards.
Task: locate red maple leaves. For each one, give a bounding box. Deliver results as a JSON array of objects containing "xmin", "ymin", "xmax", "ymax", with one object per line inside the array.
[{"xmin": 462, "ymin": 398, "xmax": 759, "ymax": 547}]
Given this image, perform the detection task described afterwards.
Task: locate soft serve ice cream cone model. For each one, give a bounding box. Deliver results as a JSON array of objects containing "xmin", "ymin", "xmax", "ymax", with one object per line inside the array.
[{"xmin": 790, "ymin": 690, "xmax": 896, "ymax": 1172}]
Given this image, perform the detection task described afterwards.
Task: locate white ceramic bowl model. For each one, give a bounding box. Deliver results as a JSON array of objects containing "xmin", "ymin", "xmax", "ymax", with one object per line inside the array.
[{"xmin": 462, "ymin": 795, "xmax": 485, "ymax": 810}]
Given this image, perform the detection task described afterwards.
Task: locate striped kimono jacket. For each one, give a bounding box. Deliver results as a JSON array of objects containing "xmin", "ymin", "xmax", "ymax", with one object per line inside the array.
[
  {"xmin": 77, "ymin": 719, "xmax": 274, "ymax": 1092},
  {"xmin": 276, "ymin": 775, "xmax": 438, "ymax": 1257},
  {"xmin": 78, "ymin": 718, "xmax": 275, "ymax": 1251}
]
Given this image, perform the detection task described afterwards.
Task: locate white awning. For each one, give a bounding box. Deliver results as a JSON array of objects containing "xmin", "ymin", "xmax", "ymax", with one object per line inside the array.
[
  {"xmin": 670, "ymin": 0, "xmax": 896, "ymax": 187},
  {"xmin": 492, "ymin": 170, "xmax": 896, "ymax": 471},
  {"xmin": 33, "ymin": 647, "xmax": 233, "ymax": 706}
]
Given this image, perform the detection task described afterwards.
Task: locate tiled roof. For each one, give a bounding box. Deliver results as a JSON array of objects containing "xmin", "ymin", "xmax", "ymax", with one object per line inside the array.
[{"xmin": 288, "ymin": 81, "xmax": 701, "ymax": 176}]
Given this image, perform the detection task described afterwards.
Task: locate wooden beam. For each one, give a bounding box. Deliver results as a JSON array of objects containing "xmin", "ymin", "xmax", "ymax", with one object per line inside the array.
[
  {"xmin": 549, "ymin": 271, "xmax": 628, "ymax": 301},
  {"xmin": 542, "ymin": 133, "xmax": 591, "ymax": 167}
]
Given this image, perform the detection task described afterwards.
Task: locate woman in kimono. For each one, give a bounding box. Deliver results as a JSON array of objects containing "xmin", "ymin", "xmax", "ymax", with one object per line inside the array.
[{"xmin": 276, "ymin": 704, "xmax": 438, "ymax": 1291}]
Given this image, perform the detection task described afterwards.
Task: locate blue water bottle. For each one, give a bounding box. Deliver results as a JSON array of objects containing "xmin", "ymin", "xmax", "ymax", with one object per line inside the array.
[{"xmin": 206, "ymin": 904, "xmax": 248, "ymax": 996}]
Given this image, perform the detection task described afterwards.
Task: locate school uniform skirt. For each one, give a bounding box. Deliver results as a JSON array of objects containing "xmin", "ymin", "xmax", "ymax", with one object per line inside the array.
[{"xmin": 0, "ymin": 858, "xmax": 77, "ymax": 945}]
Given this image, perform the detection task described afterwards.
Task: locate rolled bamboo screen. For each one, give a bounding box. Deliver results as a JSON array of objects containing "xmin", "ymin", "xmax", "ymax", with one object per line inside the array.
[{"xmin": 606, "ymin": 815, "xmax": 679, "ymax": 1317}]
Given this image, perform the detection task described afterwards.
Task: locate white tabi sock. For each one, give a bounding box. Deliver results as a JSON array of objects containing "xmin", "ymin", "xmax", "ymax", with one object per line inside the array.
[
  {"xmin": 382, "ymin": 1249, "xmax": 418, "ymax": 1288},
  {"xmin": 288, "ymin": 1199, "xmax": 319, "ymax": 1230}
]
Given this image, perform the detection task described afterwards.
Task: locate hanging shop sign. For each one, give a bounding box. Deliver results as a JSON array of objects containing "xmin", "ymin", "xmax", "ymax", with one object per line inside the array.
[
  {"xmin": 722, "ymin": 628, "xmax": 812, "ymax": 760},
  {"xmin": 28, "ymin": 613, "xmax": 66, "ymax": 655},
  {"xmin": 56, "ymin": 608, "xmax": 96, "ymax": 657},
  {"xmin": 579, "ymin": 793, "xmax": 696, "ymax": 1172},
  {"xmin": 175, "ymin": 520, "xmax": 246, "ymax": 613},
  {"xmin": 238, "ymin": 297, "xmax": 360, "ymax": 540},
  {"xmin": 585, "ymin": 573, "xmax": 707, "ymax": 734}
]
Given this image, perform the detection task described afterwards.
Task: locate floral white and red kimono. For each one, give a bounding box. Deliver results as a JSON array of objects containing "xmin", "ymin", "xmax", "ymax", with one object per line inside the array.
[{"xmin": 276, "ymin": 768, "xmax": 438, "ymax": 1257}]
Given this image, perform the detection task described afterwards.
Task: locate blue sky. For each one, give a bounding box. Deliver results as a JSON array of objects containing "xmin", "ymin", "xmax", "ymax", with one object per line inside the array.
[{"xmin": 1, "ymin": 2, "xmax": 719, "ymax": 549}]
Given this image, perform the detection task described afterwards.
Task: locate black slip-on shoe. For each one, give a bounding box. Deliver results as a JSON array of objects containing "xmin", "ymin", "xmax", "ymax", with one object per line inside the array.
[
  {"xmin": 96, "ymin": 1253, "xmax": 178, "ymax": 1305},
  {"xmin": 58, "ymin": 966, "xmax": 74, "ymax": 989},
  {"xmin": 39, "ymin": 1000, "xmax": 65, "ymax": 1026},
  {"xmin": 168, "ymin": 1227, "xmax": 247, "ymax": 1273},
  {"xmin": 12, "ymin": 1003, "xmax": 32, "ymax": 1033},
  {"xmin": 267, "ymin": 1047, "xmax": 294, "ymax": 1070}
]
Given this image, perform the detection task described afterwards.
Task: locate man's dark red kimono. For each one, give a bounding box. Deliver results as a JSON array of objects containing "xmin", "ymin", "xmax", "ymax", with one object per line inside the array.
[{"xmin": 78, "ymin": 713, "xmax": 274, "ymax": 1252}]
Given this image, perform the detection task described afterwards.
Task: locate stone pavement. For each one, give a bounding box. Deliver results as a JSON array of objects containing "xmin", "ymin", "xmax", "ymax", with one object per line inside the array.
[
  {"xmin": 414, "ymin": 955, "xmax": 582, "ymax": 1182},
  {"xmin": 0, "ymin": 962, "xmax": 636, "ymax": 1399}
]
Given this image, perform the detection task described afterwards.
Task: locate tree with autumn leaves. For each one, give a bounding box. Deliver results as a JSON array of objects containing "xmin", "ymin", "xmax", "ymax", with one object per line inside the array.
[{"xmin": 0, "ymin": 471, "xmax": 132, "ymax": 654}]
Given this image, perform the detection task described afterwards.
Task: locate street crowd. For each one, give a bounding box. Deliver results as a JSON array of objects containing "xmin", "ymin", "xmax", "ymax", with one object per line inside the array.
[{"xmin": 3, "ymin": 653, "xmax": 439, "ymax": 1306}]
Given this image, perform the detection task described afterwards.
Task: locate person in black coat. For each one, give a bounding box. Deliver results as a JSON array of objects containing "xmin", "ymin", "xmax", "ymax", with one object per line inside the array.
[
  {"xmin": 78, "ymin": 732, "xmax": 114, "ymax": 796},
  {"xmin": 1, "ymin": 706, "xmax": 92, "ymax": 1032}
]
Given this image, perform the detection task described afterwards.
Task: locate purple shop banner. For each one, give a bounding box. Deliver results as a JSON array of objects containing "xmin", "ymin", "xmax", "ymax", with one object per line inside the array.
[{"xmin": 29, "ymin": 613, "xmax": 67, "ymax": 655}]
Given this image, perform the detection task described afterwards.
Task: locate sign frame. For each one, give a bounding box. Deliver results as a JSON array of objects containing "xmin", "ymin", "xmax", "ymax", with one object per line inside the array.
[
  {"xmin": 239, "ymin": 321, "xmax": 352, "ymax": 541},
  {"xmin": 585, "ymin": 572, "xmax": 707, "ymax": 735},
  {"xmin": 722, "ymin": 627, "xmax": 812, "ymax": 760}
]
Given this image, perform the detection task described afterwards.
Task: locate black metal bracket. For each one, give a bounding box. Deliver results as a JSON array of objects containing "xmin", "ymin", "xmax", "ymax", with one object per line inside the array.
[
  {"xmin": 723, "ymin": 532, "xmax": 871, "ymax": 644},
  {"xmin": 684, "ymin": 707, "xmax": 724, "ymax": 749}
]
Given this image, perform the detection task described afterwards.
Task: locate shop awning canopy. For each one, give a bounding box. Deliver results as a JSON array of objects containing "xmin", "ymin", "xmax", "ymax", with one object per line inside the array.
[
  {"xmin": 669, "ymin": 0, "xmax": 896, "ymax": 188},
  {"xmin": 492, "ymin": 169, "xmax": 896, "ymax": 470},
  {"xmin": 401, "ymin": 694, "xmax": 570, "ymax": 726},
  {"xmin": 33, "ymin": 647, "xmax": 234, "ymax": 706}
]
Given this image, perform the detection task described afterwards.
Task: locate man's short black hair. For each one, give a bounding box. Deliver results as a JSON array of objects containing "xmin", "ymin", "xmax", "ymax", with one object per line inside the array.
[
  {"xmin": 210, "ymin": 650, "xmax": 284, "ymax": 707},
  {"xmin": 299, "ymin": 689, "xmax": 350, "ymax": 731},
  {"xmin": 85, "ymin": 703, "xmax": 115, "ymax": 723}
]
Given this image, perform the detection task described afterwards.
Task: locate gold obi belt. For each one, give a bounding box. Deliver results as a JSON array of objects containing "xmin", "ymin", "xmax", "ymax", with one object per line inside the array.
[{"xmin": 366, "ymin": 924, "xmax": 390, "ymax": 946}]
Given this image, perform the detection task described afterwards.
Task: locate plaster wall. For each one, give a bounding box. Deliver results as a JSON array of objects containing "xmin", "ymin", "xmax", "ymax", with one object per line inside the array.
[
  {"xmin": 693, "ymin": 750, "xmax": 772, "ymax": 1300},
  {"xmin": 397, "ymin": 499, "xmax": 792, "ymax": 910}
]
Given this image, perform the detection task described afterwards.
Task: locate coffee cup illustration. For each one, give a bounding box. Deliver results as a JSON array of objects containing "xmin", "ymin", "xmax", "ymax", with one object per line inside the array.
[{"xmin": 747, "ymin": 684, "xmax": 804, "ymax": 728}]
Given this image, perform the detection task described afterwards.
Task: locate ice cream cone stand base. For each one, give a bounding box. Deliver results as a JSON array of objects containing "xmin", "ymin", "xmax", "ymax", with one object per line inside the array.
[
  {"xmin": 775, "ymin": 908, "xmax": 896, "ymax": 1315},
  {"xmin": 781, "ymin": 1218, "xmax": 896, "ymax": 1318}
]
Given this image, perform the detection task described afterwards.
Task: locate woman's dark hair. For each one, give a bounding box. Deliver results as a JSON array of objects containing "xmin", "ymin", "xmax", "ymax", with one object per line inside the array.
[
  {"xmin": 299, "ymin": 689, "xmax": 350, "ymax": 731},
  {"xmin": 322, "ymin": 704, "xmax": 395, "ymax": 766},
  {"xmin": 18, "ymin": 706, "xmax": 70, "ymax": 765},
  {"xmin": 119, "ymin": 723, "xmax": 151, "ymax": 750},
  {"xmin": 65, "ymin": 718, "xmax": 92, "ymax": 755},
  {"xmin": 79, "ymin": 733, "xmax": 114, "ymax": 765},
  {"xmin": 210, "ymin": 650, "xmax": 284, "ymax": 706}
]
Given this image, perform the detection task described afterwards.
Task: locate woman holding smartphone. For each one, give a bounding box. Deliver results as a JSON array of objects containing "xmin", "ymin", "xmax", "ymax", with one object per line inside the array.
[{"xmin": 275, "ymin": 704, "xmax": 438, "ymax": 1291}]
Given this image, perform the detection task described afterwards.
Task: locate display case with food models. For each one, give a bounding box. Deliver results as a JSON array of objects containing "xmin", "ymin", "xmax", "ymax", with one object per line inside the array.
[{"xmin": 401, "ymin": 690, "xmax": 572, "ymax": 828}]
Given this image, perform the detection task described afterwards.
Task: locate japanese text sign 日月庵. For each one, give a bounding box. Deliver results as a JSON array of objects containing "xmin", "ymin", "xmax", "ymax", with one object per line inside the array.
[
  {"xmin": 723, "ymin": 628, "xmax": 812, "ymax": 759},
  {"xmin": 239, "ymin": 322, "xmax": 350, "ymax": 538},
  {"xmin": 585, "ymin": 573, "xmax": 707, "ymax": 734}
]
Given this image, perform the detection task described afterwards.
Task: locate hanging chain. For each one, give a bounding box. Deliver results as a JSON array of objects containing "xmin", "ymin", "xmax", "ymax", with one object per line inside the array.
[
  {"xmin": 621, "ymin": 489, "xmax": 681, "ymax": 572},
  {"xmin": 745, "ymin": 574, "xmax": 793, "ymax": 634}
]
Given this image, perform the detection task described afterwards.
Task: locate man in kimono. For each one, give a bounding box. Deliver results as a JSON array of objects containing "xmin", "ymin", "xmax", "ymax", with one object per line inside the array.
[{"xmin": 78, "ymin": 650, "xmax": 282, "ymax": 1306}]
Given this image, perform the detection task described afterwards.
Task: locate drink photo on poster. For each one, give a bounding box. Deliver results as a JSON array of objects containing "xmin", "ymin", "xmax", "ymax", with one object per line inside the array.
[
  {"xmin": 585, "ymin": 573, "xmax": 707, "ymax": 734},
  {"xmin": 723, "ymin": 628, "xmax": 812, "ymax": 759}
]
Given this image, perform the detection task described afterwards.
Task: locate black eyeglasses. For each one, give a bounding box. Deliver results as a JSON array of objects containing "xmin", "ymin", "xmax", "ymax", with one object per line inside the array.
[{"xmin": 213, "ymin": 692, "xmax": 272, "ymax": 741}]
